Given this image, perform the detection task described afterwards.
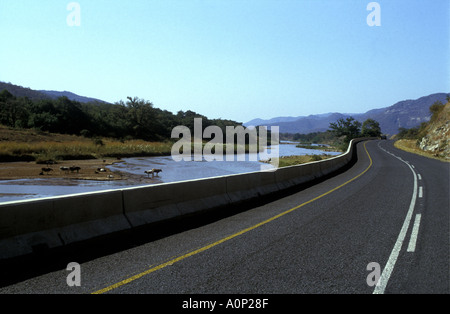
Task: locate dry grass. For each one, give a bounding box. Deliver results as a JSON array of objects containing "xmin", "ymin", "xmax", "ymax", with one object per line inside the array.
[
  {"xmin": 0, "ymin": 124, "xmax": 175, "ymax": 163},
  {"xmin": 264, "ymin": 154, "xmax": 334, "ymax": 168},
  {"xmin": 0, "ymin": 126, "xmax": 175, "ymax": 181},
  {"xmin": 0, "ymin": 139, "xmax": 173, "ymax": 162},
  {"xmin": 0, "ymin": 125, "xmax": 260, "ymax": 163},
  {"xmin": 394, "ymin": 139, "xmax": 450, "ymax": 162}
]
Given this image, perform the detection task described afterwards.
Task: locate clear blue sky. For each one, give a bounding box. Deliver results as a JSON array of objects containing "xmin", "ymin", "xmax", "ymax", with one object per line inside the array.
[{"xmin": 0, "ymin": 0, "xmax": 448, "ymax": 123}]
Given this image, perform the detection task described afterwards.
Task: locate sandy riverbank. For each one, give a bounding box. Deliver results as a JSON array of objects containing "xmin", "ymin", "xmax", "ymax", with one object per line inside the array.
[{"xmin": 0, "ymin": 159, "xmax": 136, "ymax": 182}]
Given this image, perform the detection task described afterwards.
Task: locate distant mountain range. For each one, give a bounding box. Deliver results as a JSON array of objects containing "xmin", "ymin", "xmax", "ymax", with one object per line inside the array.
[
  {"xmin": 38, "ymin": 90, "xmax": 108, "ymax": 104},
  {"xmin": 1, "ymin": 82, "xmax": 448, "ymax": 136},
  {"xmin": 0, "ymin": 82, "xmax": 109, "ymax": 104},
  {"xmin": 245, "ymin": 93, "xmax": 450, "ymax": 135}
]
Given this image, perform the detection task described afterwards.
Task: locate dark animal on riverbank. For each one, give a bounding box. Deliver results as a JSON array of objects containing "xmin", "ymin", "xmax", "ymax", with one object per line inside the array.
[
  {"xmin": 152, "ymin": 169, "xmax": 162, "ymax": 176},
  {"xmin": 145, "ymin": 168, "xmax": 162, "ymax": 178},
  {"xmin": 70, "ymin": 166, "xmax": 81, "ymax": 173},
  {"xmin": 41, "ymin": 167, "xmax": 53, "ymax": 175},
  {"xmin": 60, "ymin": 166, "xmax": 69, "ymax": 173}
]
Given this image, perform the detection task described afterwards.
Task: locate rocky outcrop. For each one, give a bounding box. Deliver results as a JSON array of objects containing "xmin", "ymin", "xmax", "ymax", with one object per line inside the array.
[{"xmin": 418, "ymin": 103, "xmax": 450, "ymax": 159}]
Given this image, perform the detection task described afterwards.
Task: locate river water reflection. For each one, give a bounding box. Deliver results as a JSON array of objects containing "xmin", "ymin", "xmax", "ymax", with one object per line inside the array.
[{"xmin": 0, "ymin": 143, "xmax": 340, "ymax": 203}]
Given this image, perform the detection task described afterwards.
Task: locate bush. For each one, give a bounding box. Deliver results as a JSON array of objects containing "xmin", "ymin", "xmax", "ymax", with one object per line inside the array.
[{"xmin": 397, "ymin": 127, "xmax": 420, "ymax": 139}]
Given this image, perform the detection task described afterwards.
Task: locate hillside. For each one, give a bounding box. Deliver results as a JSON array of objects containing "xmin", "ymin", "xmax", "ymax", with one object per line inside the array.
[
  {"xmin": 0, "ymin": 82, "xmax": 50, "ymax": 102},
  {"xmin": 0, "ymin": 82, "xmax": 245, "ymax": 143},
  {"xmin": 394, "ymin": 100, "xmax": 450, "ymax": 161},
  {"xmin": 245, "ymin": 93, "xmax": 450, "ymax": 135},
  {"xmin": 0, "ymin": 82, "xmax": 108, "ymax": 104},
  {"xmin": 39, "ymin": 90, "xmax": 109, "ymax": 104},
  {"xmin": 418, "ymin": 102, "xmax": 450, "ymax": 159},
  {"xmin": 250, "ymin": 112, "xmax": 349, "ymax": 134},
  {"xmin": 3, "ymin": 81, "xmax": 448, "ymax": 138},
  {"xmin": 360, "ymin": 93, "xmax": 448, "ymax": 135}
]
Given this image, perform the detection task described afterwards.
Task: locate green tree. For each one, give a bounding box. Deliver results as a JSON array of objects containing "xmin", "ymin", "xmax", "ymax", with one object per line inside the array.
[
  {"xmin": 361, "ymin": 118, "xmax": 382, "ymax": 137},
  {"xmin": 329, "ymin": 116, "xmax": 361, "ymax": 143},
  {"xmin": 0, "ymin": 90, "xmax": 32, "ymax": 128},
  {"xmin": 125, "ymin": 96, "xmax": 165, "ymax": 141},
  {"xmin": 0, "ymin": 88, "xmax": 246, "ymax": 143},
  {"xmin": 397, "ymin": 127, "xmax": 420, "ymax": 139},
  {"xmin": 0, "ymin": 89, "xmax": 14, "ymax": 102},
  {"xmin": 429, "ymin": 101, "xmax": 445, "ymax": 123},
  {"xmin": 53, "ymin": 96, "xmax": 91, "ymax": 134},
  {"xmin": 27, "ymin": 112, "xmax": 59, "ymax": 131}
]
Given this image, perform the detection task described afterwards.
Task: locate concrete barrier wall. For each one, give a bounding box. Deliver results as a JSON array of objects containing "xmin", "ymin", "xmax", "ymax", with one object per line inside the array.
[
  {"xmin": 0, "ymin": 138, "xmax": 371, "ymax": 260},
  {"xmin": 122, "ymin": 176, "xmax": 231, "ymax": 227},
  {"xmin": 275, "ymin": 160, "xmax": 321, "ymax": 190},
  {"xmin": 0, "ymin": 190, "xmax": 130, "ymax": 259},
  {"xmin": 226, "ymin": 170, "xmax": 278, "ymax": 203}
]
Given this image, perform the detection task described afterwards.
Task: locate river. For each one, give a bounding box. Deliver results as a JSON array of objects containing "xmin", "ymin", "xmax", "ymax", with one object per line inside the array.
[{"xmin": 0, "ymin": 143, "xmax": 340, "ymax": 203}]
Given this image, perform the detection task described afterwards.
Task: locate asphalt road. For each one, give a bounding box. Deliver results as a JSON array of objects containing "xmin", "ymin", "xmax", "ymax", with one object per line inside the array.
[{"xmin": 0, "ymin": 140, "xmax": 448, "ymax": 296}]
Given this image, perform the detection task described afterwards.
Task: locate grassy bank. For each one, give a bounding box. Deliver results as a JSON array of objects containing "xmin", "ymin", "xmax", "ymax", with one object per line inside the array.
[
  {"xmin": 263, "ymin": 154, "xmax": 335, "ymax": 168},
  {"xmin": 0, "ymin": 125, "xmax": 172, "ymax": 163},
  {"xmin": 0, "ymin": 125, "xmax": 263, "ymax": 163},
  {"xmin": 0, "ymin": 139, "xmax": 173, "ymax": 163},
  {"xmin": 295, "ymin": 143, "xmax": 343, "ymax": 152},
  {"xmin": 394, "ymin": 139, "xmax": 450, "ymax": 162},
  {"xmin": 0, "ymin": 139, "xmax": 264, "ymax": 164}
]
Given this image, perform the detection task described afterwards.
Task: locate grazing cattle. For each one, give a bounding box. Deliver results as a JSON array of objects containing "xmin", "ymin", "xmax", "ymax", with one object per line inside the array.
[
  {"xmin": 60, "ymin": 166, "xmax": 69, "ymax": 173},
  {"xmin": 144, "ymin": 168, "xmax": 162, "ymax": 178},
  {"xmin": 152, "ymin": 169, "xmax": 162, "ymax": 176},
  {"xmin": 41, "ymin": 167, "xmax": 53, "ymax": 175},
  {"xmin": 70, "ymin": 166, "xmax": 81, "ymax": 173},
  {"xmin": 144, "ymin": 169, "xmax": 153, "ymax": 178}
]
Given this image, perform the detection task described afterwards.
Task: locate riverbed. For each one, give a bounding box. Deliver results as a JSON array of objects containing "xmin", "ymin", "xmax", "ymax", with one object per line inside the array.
[{"xmin": 0, "ymin": 143, "xmax": 340, "ymax": 203}]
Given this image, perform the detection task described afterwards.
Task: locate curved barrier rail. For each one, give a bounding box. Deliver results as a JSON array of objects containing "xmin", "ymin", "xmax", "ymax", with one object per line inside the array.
[{"xmin": 0, "ymin": 138, "xmax": 373, "ymax": 260}]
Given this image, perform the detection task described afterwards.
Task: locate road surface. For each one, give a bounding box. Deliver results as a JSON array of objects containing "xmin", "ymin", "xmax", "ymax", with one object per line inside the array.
[{"xmin": 0, "ymin": 140, "xmax": 448, "ymax": 296}]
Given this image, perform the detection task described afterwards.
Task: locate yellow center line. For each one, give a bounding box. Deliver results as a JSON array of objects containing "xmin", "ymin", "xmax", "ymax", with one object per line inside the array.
[{"xmin": 92, "ymin": 141, "xmax": 373, "ymax": 294}]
